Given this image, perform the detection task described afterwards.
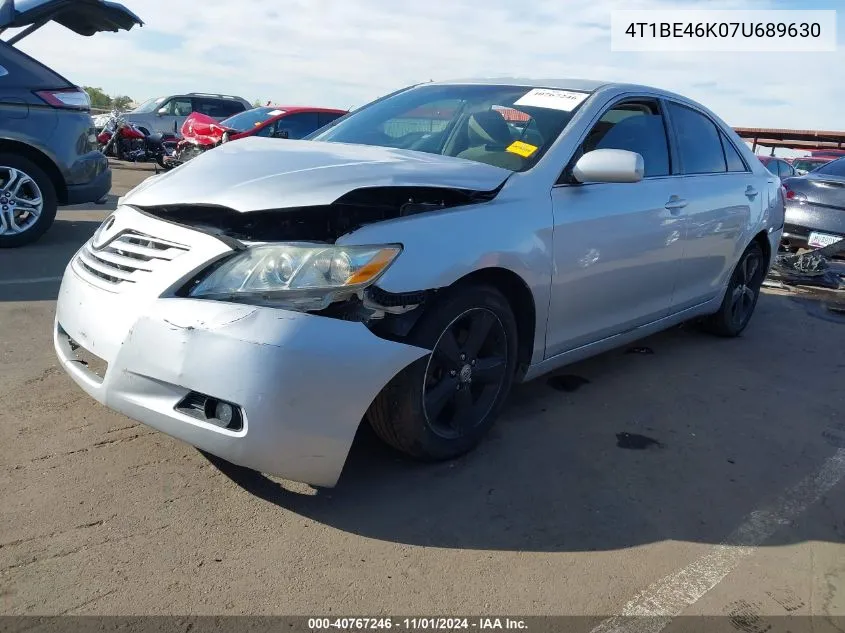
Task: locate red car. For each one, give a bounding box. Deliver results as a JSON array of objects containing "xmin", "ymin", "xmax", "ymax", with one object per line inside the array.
[{"xmin": 165, "ymin": 105, "xmax": 348, "ymax": 168}]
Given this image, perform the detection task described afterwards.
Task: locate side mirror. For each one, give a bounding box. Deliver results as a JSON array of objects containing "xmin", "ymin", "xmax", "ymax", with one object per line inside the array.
[
  {"xmin": 572, "ymin": 149, "xmax": 644, "ymax": 184},
  {"xmin": 157, "ymin": 107, "xmax": 168, "ymax": 116}
]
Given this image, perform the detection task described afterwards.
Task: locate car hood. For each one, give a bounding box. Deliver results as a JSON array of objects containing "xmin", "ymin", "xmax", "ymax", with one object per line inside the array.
[
  {"xmin": 0, "ymin": 0, "xmax": 142, "ymax": 37},
  {"xmin": 122, "ymin": 138, "xmax": 513, "ymax": 212}
]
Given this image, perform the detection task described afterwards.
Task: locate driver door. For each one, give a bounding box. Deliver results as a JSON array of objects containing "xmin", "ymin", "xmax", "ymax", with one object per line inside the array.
[
  {"xmin": 155, "ymin": 97, "xmax": 192, "ymax": 134},
  {"xmin": 545, "ymin": 98, "xmax": 688, "ymax": 358}
]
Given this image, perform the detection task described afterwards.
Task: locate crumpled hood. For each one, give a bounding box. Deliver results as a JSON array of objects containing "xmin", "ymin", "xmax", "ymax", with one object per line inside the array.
[{"xmin": 122, "ymin": 137, "xmax": 512, "ymax": 212}]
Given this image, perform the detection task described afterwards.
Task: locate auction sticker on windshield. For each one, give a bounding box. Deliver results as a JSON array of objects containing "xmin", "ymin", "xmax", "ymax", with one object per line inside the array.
[
  {"xmin": 514, "ymin": 88, "xmax": 590, "ymax": 111},
  {"xmin": 506, "ymin": 140, "xmax": 539, "ymax": 158}
]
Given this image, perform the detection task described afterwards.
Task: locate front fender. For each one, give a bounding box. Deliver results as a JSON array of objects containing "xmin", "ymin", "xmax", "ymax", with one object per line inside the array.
[{"xmin": 337, "ymin": 193, "xmax": 553, "ymax": 365}]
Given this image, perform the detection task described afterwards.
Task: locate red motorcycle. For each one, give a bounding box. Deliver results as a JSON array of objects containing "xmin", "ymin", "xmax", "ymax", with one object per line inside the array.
[
  {"xmin": 98, "ymin": 110, "xmax": 178, "ymax": 168},
  {"xmin": 163, "ymin": 112, "xmax": 230, "ymax": 169}
]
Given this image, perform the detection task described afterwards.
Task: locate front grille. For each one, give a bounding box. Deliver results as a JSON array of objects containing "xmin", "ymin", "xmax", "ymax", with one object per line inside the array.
[{"xmin": 75, "ymin": 230, "xmax": 189, "ymax": 287}]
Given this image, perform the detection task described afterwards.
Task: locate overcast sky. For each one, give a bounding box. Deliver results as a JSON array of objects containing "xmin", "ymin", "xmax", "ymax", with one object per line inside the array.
[{"xmin": 11, "ymin": 0, "xmax": 842, "ymax": 131}]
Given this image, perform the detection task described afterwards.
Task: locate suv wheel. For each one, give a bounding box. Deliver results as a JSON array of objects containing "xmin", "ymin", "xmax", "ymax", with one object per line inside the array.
[{"xmin": 0, "ymin": 154, "xmax": 58, "ymax": 248}]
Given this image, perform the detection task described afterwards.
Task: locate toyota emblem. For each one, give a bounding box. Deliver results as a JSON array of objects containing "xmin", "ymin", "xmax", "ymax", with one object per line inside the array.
[{"xmin": 91, "ymin": 215, "xmax": 116, "ymax": 250}]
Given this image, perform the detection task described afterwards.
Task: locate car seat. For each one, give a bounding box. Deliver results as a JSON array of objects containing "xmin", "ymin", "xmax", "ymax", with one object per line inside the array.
[{"xmin": 456, "ymin": 110, "xmax": 523, "ymax": 170}]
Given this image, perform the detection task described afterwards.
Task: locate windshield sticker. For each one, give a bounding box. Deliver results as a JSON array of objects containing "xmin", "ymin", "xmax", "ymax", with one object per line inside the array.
[
  {"xmin": 514, "ymin": 89, "xmax": 589, "ymax": 112},
  {"xmin": 506, "ymin": 141, "xmax": 539, "ymax": 158},
  {"xmin": 268, "ymin": 109, "xmax": 284, "ymax": 116}
]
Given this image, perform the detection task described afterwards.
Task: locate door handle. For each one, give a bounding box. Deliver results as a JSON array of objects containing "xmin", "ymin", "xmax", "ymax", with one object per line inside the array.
[
  {"xmin": 664, "ymin": 196, "xmax": 688, "ymax": 214},
  {"xmin": 745, "ymin": 185, "xmax": 758, "ymax": 198}
]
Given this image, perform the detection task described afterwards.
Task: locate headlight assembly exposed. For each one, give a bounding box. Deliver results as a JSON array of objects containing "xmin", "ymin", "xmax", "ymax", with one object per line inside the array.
[{"xmin": 188, "ymin": 244, "xmax": 402, "ymax": 311}]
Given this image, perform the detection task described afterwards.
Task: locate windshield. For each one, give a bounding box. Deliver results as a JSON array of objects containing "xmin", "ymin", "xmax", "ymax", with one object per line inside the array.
[
  {"xmin": 793, "ymin": 159, "xmax": 828, "ymax": 172},
  {"xmin": 309, "ymin": 84, "xmax": 591, "ymax": 172},
  {"xmin": 220, "ymin": 107, "xmax": 282, "ymax": 132},
  {"xmin": 131, "ymin": 97, "xmax": 167, "ymax": 114},
  {"xmin": 812, "ymin": 157, "xmax": 845, "ymax": 177}
]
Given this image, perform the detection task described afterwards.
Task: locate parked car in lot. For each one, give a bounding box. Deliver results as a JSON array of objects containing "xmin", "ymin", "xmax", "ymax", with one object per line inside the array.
[
  {"xmin": 791, "ymin": 156, "xmax": 832, "ymax": 175},
  {"xmin": 0, "ymin": 0, "xmax": 142, "ymax": 247},
  {"xmin": 758, "ymin": 155, "xmax": 796, "ymax": 181},
  {"xmin": 781, "ymin": 157, "xmax": 845, "ymax": 252},
  {"xmin": 54, "ymin": 79, "xmax": 784, "ymax": 486},
  {"xmin": 124, "ymin": 92, "xmax": 252, "ymax": 136},
  {"xmin": 164, "ymin": 105, "xmax": 348, "ymax": 168}
]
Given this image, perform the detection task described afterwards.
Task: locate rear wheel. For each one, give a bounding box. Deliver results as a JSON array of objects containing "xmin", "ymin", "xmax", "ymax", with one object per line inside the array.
[
  {"xmin": 368, "ymin": 285, "xmax": 518, "ymax": 461},
  {"xmin": 0, "ymin": 154, "xmax": 58, "ymax": 248},
  {"xmin": 702, "ymin": 241, "xmax": 766, "ymax": 337}
]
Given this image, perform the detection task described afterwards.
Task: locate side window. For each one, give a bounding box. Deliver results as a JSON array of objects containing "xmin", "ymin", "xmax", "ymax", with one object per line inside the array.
[
  {"xmin": 720, "ymin": 131, "xmax": 747, "ymax": 172},
  {"xmin": 763, "ymin": 161, "xmax": 778, "ymax": 176},
  {"xmin": 194, "ymin": 98, "xmax": 239, "ymax": 118},
  {"xmin": 163, "ymin": 98, "xmax": 193, "ymax": 117},
  {"xmin": 571, "ymin": 100, "xmax": 671, "ymax": 179},
  {"xmin": 318, "ymin": 112, "xmax": 344, "ymax": 127},
  {"xmin": 779, "ymin": 161, "xmax": 794, "ymax": 177},
  {"xmin": 253, "ymin": 122, "xmax": 276, "ymax": 138},
  {"xmin": 275, "ymin": 112, "xmax": 320, "ymax": 139},
  {"xmin": 219, "ymin": 100, "xmax": 246, "ymax": 117},
  {"xmin": 666, "ymin": 102, "xmax": 727, "ymax": 174}
]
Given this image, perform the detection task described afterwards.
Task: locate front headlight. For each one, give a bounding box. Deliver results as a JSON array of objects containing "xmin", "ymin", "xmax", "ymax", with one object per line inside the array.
[{"xmin": 188, "ymin": 243, "xmax": 402, "ymax": 311}]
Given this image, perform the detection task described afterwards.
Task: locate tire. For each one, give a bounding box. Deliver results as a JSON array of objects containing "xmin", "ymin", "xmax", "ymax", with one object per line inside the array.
[
  {"xmin": 367, "ymin": 284, "xmax": 518, "ymax": 461},
  {"xmin": 0, "ymin": 153, "xmax": 58, "ymax": 248},
  {"xmin": 702, "ymin": 240, "xmax": 766, "ymax": 337}
]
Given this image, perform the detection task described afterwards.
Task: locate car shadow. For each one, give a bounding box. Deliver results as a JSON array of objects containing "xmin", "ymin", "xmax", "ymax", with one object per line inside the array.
[
  {"xmin": 0, "ymin": 217, "xmax": 102, "ymax": 302},
  {"xmin": 205, "ymin": 292, "xmax": 845, "ymax": 552}
]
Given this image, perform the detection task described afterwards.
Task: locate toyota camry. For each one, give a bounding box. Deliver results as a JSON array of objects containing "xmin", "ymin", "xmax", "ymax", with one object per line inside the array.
[{"xmin": 54, "ymin": 79, "xmax": 785, "ymax": 487}]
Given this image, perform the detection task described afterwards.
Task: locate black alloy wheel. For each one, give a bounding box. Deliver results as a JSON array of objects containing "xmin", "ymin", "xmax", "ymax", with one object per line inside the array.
[{"xmin": 423, "ymin": 307, "xmax": 509, "ymax": 439}]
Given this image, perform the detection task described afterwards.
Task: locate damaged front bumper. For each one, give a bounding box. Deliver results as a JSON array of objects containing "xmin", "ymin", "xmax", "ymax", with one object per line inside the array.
[{"xmin": 53, "ymin": 208, "xmax": 428, "ymax": 487}]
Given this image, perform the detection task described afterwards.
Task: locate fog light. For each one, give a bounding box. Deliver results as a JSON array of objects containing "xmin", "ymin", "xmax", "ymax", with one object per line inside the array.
[{"xmin": 214, "ymin": 401, "xmax": 235, "ymax": 426}]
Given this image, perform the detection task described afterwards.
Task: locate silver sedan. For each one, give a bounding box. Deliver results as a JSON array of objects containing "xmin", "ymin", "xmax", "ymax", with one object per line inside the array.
[{"xmin": 54, "ymin": 79, "xmax": 785, "ymax": 487}]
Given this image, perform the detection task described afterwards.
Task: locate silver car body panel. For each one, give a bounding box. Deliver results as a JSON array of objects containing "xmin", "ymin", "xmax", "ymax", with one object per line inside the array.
[
  {"xmin": 55, "ymin": 79, "xmax": 784, "ymax": 486},
  {"xmin": 54, "ymin": 206, "xmax": 428, "ymax": 487},
  {"xmin": 121, "ymin": 138, "xmax": 513, "ymax": 211}
]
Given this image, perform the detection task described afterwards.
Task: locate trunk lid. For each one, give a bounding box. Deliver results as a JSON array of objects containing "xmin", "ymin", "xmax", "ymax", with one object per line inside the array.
[
  {"xmin": 787, "ymin": 173, "xmax": 845, "ymax": 211},
  {"xmin": 0, "ymin": 0, "xmax": 142, "ymax": 42}
]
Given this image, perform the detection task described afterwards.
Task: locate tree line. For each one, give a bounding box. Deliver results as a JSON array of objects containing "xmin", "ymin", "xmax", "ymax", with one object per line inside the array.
[{"xmin": 83, "ymin": 86, "xmax": 134, "ymax": 111}]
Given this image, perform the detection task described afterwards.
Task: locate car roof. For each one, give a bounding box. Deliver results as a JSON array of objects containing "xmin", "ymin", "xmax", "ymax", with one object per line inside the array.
[
  {"xmin": 430, "ymin": 77, "xmax": 698, "ymax": 100},
  {"xmin": 267, "ymin": 106, "xmax": 348, "ymax": 114}
]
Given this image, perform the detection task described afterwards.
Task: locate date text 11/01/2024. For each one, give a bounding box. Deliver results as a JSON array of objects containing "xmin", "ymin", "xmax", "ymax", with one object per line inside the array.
[
  {"xmin": 308, "ymin": 618, "xmax": 528, "ymax": 630},
  {"xmin": 623, "ymin": 21, "xmax": 822, "ymax": 38}
]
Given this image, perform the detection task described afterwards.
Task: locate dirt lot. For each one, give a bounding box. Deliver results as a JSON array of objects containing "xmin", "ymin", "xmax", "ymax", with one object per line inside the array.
[{"xmin": 1, "ymin": 162, "xmax": 844, "ymax": 626}]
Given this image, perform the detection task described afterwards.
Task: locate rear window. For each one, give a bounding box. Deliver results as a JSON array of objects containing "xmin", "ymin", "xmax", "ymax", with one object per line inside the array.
[
  {"xmin": 0, "ymin": 41, "xmax": 71, "ymax": 88},
  {"xmin": 813, "ymin": 157, "xmax": 845, "ymax": 177}
]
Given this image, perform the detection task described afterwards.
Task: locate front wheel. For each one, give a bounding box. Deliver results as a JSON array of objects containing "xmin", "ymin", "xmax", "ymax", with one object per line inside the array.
[
  {"xmin": 0, "ymin": 154, "xmax": 58, "ymax": 248},
  {"xmin": 367, "ymin": 284, "xmax": 518, "ymax": 461},
  {"xmin": 702, "ymin": 241, "xmax": 766, "ymax": 337}
]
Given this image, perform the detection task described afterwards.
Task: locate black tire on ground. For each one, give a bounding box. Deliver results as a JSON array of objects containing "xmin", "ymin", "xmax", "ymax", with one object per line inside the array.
[
  {"xmin": 702, "ymin": 240, "xmax": 767, "ymax": 337},
  {"xmin": 0, "ymin": 153, "xmax": 58, "ymax": 249},
  {"xmin": 367, "ymin": 284, "xmax": 519, "ymax": 461}
]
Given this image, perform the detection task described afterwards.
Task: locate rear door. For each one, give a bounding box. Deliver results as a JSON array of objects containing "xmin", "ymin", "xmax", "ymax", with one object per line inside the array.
[{"xmin": 663, "ymin": 100, "xmax": 761, "ymax": 311}]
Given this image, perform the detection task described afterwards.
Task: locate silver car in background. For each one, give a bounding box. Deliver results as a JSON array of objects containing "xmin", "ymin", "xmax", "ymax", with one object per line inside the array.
[{"xmin": 54, "ymin": 79, "xmax": 784, "ymax": 487}]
